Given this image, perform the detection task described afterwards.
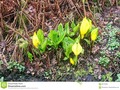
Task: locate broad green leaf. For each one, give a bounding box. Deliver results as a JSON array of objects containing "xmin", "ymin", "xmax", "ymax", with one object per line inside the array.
[
  {"xmin": 65, "ymin": 44, "xmax": 73, "ymax": 58},
  {"xmin": 69, "ymin": 32, "xmax": 75, "ymax": 37},
  {"xmin": 58, "ymin": 23, "xmax": 64, "ymax": 32},
  {"xmin": 48, "ymin": 23, "xmax": 66, "ymax": 49},
  {"xmin": 57, "ymin": 23, "xmax": 66, "ymax": 44},
  {"xmin": 71, "ymin": 21, "xmax": 76, "ymax": 29},
  {"xmin": 48, "ymin": 30, "xmax": 59, "ymax": 48},
  {"xmin": 62, "ymin": 37, "xmax": 75, "ymax": 58},
  {"xmin": 40, "ymin": 38, "xmax": 47, "ymax": 53},
  {"xmin": 75, "ymin": 35, "xmax": 80, "ymax": 42},
  {"xmin": 57, "ymin": 32, "xmax": 65, "ymax": 45},
  {"xmin": 37, "ymin": 29, "xmax": 44, "ymax": 43},
  {"xmin": 65, "ymin": 22, "xmax": 69, "ymax": 35},
  {"xmin": 27, "ymin": 51, "xmax": 33, "ymax": 62},
  {"xmin": 73, "ymin": 23, "xmax": 80, "ymax": 33}
]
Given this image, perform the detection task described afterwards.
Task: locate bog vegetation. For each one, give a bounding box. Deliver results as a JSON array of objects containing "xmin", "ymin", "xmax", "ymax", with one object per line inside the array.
[{"xmin": 0, "ymin": 0, "xmax": 120, "ymax": 81}]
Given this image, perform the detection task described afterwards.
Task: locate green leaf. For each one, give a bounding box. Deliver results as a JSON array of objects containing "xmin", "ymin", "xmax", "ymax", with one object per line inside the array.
[
  {"xmin": 48, "ymin": 23, "xmax": 66, "ymax": 49},
  {"xmin": 65, "ymin": 22, "xmax": 70, "ymax": 35},
  {"xmin": 57, "ymin": 31, "xmax": 66, "ymax": 45},
  {"xmin": 65, "ymin": 44, "xmax": 73, "ymax": 58},
  {"xmin": 62, "ymin": 37, "xmax": 75, "ymax": 58},
  {"xmin": 37, "ymin": 29, "xmax": 44, "ymax": 43},
  {"xmin": 48, "ymin": 30, "xmax": 59, "ymax": 48},
  {"xmin": 40, "ymin": 38, "xmax": 47, "ymax": 53},
  {"xmin": 73, "ymin": 23, "xmax": 79, "ymax": 33},
  {"xmin": 71, "ymin": 21, "xmax": 76, "ymax": 29},
  {"xmin": 27, "ymin": 51, "xmax": 33, "ymax": 62},
  {"xmin": 57, "ymin": 23, "xmax": 66, "ymax": 44},
  {"xmin": 84, "ymin": 39, "xmax": 91, "ymax": 45},
  {"xmin": 75, "ymin": 35, "xmax": 80, "ymax": 42},
  {"xmin": 58, "ymin": 23, "xmax": 64, "ymax": 32},
  {"xmin": 74, "ymin": 55, "xmax": 78, "ymax": 65},
  {"xmin": 69, "ymin": 32, "xmax": 75, "ymax": 37}
]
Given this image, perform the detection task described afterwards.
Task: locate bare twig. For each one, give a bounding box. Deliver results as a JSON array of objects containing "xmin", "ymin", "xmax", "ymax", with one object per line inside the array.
[{"xmin": 5, "ymin": 23, "xmax": 26, "ymax": 40}]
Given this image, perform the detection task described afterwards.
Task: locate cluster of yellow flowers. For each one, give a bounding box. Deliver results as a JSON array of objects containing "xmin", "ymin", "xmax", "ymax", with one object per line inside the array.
[
  {"xmin": 70, "ymin": 17, "xmax": 98, "ymax": 65},
  {"xmin": 80, "ymin": 17, "xmax": 98, "ymax": 41}
]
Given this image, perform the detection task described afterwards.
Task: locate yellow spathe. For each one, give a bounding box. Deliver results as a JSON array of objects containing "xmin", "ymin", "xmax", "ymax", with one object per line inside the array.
[
  {"xmin": 80, "ymin": 17, "xmax": 92, "ymax": 39},
  {"xmin": 72, "ymin": 42, "xmax": 82, "ymax": 56},
  {"xmin": 32, "ymin": 32, "xmax": 40, "ymax": 48},
  {"xmin": 70, "ymin": 58, "xmax": 75, "ymax": 65},
  {"xmin": 91, "ymin": 28, "xmax": 98, "ymax": 41}
]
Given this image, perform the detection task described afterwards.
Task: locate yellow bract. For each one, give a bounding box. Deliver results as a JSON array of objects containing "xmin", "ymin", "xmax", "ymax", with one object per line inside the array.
[
  {"xmin": 32, "ymin": 32, "xmax": 40, "ymax": 48},
  {"xmin": 91, "ymin": 28, "xmax": 98, "ymax": 41},
  {"xmin": 80, "ymin": 17, "xmax": 92, "ymax": 39},
  {"xmin": 72, "ymin": 42, "xmax": 82, "ymax": 56},
  {"xmin": 70, "ymin": 58, "xmax": 75, "ymax": 65}
]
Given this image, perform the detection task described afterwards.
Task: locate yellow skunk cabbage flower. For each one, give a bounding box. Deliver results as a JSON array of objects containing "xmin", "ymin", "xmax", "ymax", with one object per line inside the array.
[
  {"xmin": 72, "ymin": 42, "xmax": 82, "ymax": 56},
  {"xmin": 91, "ymin": 28, "xmax": 98, "ymax": 41},
  {"xmin": 32, "ymin": 32, "xmax": 40, "ymax": 48},
  {"xmin": 70, "ymin": 58, "xmax": 75, "ymax": 65},
  {"xmin": 80, "ymin": 17, "xmax": 92, "ymax": 39}
]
